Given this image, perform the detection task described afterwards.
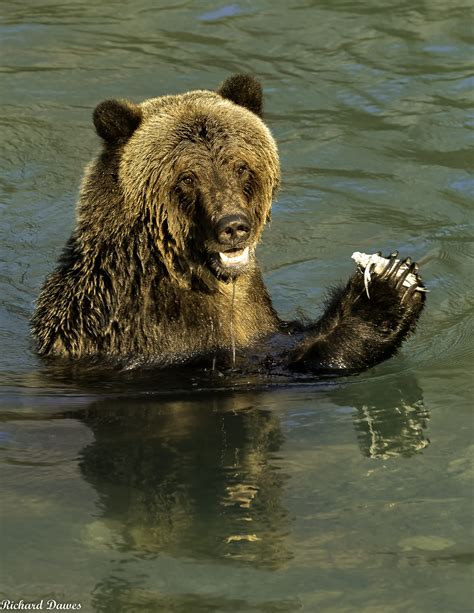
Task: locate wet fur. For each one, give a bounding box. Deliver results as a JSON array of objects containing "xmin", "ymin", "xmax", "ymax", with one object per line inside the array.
[{"xmin": 32, "ymin": 75, "xmax": 425, "ymax": 373}]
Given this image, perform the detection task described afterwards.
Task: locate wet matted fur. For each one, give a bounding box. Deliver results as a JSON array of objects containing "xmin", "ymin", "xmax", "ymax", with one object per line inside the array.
[{"xmin": 32, "ymin": 75, "xmax": 425, "ymax": 373}]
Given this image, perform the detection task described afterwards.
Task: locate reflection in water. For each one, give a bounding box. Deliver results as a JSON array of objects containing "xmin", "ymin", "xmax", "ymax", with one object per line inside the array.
[
  {"xmin": 76, "ymin": 393, "xmax": 291, "ymax": 569},
  {"xmin": 68, "ymin": 372, "xmax": 429, "ymax": 573},
  {"xmin": 53, "ymin": 372, "xmax": 430, "ymax": 609},
  {"xmin": 332, "ymin": 374, "xmax": 430, "ymax": 459},
  {"xmin": 355, "ymin": 400, "xmax": 430, "ymax": 459}
]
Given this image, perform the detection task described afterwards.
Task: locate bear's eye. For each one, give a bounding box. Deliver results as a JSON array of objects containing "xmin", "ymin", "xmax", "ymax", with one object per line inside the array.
[
  {"xmin": 179, "ymin": 174, "xmax": 195, "ymax": 187},
  {"xmin": 236, "ymin": 164, "xmax": 249, "ymax": 177}
]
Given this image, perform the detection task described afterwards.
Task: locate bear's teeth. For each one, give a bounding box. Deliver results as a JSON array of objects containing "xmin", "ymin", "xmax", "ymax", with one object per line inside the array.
[{"xmin": 219, "ymin": 247, "xmax": 249, "ymax": 266}]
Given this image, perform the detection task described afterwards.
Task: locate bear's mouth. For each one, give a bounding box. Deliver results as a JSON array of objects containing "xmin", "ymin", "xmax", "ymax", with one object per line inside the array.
[
  {"xmin": 219, "ymin": 246, "xmax": 250, "ymax": 267},
  {"xmin": 206, "ymin": 245, "xmax": 253, "ymax": 280}
]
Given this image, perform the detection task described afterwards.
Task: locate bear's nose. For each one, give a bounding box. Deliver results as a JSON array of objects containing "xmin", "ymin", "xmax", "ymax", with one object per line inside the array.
[{"xmin": 215, "ymin": 214, "xmax": 251, "ymax": 245}]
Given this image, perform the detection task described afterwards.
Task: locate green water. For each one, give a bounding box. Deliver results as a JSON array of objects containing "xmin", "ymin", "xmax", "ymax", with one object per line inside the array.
[{"xmin": 1, "ymin": 0, "xmax": 473, "ymax": 611}]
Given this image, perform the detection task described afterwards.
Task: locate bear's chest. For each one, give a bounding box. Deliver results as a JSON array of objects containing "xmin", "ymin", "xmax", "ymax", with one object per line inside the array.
[{"xmin": 144, "ymin": 279, "xmax": 278, "ymax": 358}]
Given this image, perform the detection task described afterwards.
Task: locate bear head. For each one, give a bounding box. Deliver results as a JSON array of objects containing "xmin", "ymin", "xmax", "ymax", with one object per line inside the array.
[{"xmin": 83, "ymin": 75, "xmax": 280, "ymax": 286}]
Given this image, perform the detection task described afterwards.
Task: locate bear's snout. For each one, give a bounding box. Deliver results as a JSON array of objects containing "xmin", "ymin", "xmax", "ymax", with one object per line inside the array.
[{"xmin": 215, "ymin": 214, "xmax": 251, "ymax": 247}]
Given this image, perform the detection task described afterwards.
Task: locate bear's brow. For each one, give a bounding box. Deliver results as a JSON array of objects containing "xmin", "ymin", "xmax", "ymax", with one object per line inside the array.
[{"xmin": 180, "ymin": 116, "xmax": 230, "ymax": 144}]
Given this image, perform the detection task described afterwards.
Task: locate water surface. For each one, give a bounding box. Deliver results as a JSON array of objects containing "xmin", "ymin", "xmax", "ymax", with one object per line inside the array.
[{"xmin": 1, "ymin": 0, "xmax": 473, "ymax": 611}]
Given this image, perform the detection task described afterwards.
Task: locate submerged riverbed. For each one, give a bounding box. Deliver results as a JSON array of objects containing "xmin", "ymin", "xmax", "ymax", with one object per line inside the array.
[{"xmin": 1, "ymin": 0, "xmax": 473, "ymax": 611}]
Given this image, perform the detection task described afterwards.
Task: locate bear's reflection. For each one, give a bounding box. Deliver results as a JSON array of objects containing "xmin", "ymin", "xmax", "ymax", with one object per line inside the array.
[
  {"xmin": 330, "ymin": 373, "xmax": 430, "ymax": 459},
  {"xmin": 77, "ymin": 393, "xmax": 291, "ymax": 569},
  {"xmin": 73, "ymin": 372, "xmax": 429, "ymax": 570}
]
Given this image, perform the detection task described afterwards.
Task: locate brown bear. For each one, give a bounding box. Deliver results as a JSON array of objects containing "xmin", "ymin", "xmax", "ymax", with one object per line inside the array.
[{"xmin": 31, "ymin": 74, "xmax": 425, "ymax": 373}]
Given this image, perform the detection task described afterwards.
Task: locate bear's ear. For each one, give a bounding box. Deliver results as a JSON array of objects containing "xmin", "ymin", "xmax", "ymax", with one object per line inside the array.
[
  {"xmin": 217, "ymin": 74, "xmax": 263, "ymax": 117},
  {"xmin": 93, "ymin": 99, "xmax": 142, "ymax": 143}
]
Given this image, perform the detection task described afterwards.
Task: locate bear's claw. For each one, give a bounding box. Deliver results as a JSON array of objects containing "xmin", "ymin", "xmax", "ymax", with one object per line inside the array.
[{"xmin": 351, "ymin": 251, "xmax": 427, "ymax": 299}]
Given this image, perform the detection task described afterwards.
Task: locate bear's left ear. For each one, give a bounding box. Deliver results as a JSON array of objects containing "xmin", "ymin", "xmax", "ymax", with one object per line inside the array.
[
  {"xmin": 93, "ymin": 99, "xmax": 142, "ymax": 143},
  {"xmin": 217, "ymin": 74, "xmax": 263, "ymax": 117}
]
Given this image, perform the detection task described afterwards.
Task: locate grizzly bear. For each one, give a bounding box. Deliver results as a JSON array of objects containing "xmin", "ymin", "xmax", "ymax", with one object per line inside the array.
[{"xmin": 32, "ymin": 74, "xmax": 425, "ymax": 373}]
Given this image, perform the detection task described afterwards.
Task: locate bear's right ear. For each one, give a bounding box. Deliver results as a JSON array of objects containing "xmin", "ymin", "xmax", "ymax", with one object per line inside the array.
[
  {"xmin": 93, "ymin": 99, "xmax": 142, "ymax": 143},
  {"xmin": 217, "ymin": 74, "xmax": 263, "ymax": 117}
]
